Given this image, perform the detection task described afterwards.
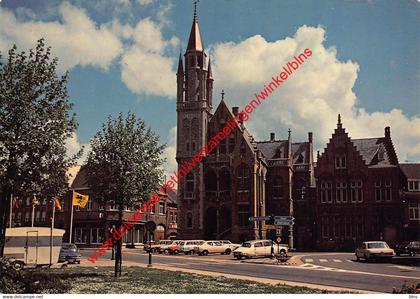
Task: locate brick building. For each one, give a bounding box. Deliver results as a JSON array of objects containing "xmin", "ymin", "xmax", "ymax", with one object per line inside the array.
[
  {"xmin": 176, "ymin": 9, "xmax": 316, "ymax": 248},
  {"xmin": 400, "ymin": 163, "xmax": 420, "ymax": 240},
  {"xmin": 315, "ymin": 115, "xmax": 405, "ymax": 250},
  {"xmin": 8, "ymin": 167, "xmax": 178, "ymax": 248}
]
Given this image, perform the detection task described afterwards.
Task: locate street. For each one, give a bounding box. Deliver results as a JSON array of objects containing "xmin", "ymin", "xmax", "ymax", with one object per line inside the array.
[{"xmin": 80, "ymin": 249, "xmax": 420, "ymax": 293}]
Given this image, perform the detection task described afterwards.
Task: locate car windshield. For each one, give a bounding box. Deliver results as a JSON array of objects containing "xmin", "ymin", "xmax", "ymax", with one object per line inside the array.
[
  {"xmin": 367, "ymin": 243, "xmax": 387, "ymax": 249},
  {"xmin": 241, "ymin": 242, "xmax": 251, "ymax": 248},
  {"xmin": 62, "ymin": 244, "xmax": 77, "ymax": 250}
]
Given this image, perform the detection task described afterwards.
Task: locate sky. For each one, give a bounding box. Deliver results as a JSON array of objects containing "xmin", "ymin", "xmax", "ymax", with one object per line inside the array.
[{"xmin": 0, "ymin": 0, "xmax": 419, "ymax": 177}]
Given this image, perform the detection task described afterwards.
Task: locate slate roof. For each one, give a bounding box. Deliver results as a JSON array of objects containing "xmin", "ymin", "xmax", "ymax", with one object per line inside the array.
[
  {"xmin": 254, "ymin": 140, "xmax": 308, "ymax": 164},
  {"xmin": 351, "ymin": 137, "xmax": 392, "ymax": 167},
  {"xmin": 70, "ymin": 166, "xmax": 88, "ymax": 189},
  {"xmin": 400, "ymin": 163, "xmax": 420, "ymax": 180}
]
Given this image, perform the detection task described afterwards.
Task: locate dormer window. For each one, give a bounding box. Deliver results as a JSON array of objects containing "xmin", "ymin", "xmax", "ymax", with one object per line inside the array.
[
  {"xmin": 378, "ymin": 151, "xmax": 384, "ymax": 161},
  {"xmin": 335, "ymin": 155, "xmax": 346, "ymax": 169}
]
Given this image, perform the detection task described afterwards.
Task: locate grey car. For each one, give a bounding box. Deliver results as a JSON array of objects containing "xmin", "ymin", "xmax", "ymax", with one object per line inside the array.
[{"xmin": 58, "ymin": 243, "xmax": 81, "ymax": 264}]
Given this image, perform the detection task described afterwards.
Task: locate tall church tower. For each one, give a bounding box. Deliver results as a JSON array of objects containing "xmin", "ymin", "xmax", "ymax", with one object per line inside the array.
[{"xmin": 176, "ymin": 3, "xmax": 213, "ymax": 239}]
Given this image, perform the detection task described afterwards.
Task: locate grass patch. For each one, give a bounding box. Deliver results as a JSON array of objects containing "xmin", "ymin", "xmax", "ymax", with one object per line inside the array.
[{"xmin": 30, "ymin": 266, "xmax": 348, "ymax": 294}]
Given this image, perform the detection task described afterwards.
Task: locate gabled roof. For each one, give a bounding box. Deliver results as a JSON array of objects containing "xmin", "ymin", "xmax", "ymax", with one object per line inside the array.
[
  {"xmin": 70, "ymin": 166, "xmax": 88, "ymax": 190},
  {"xmin": 400, "ymin": 163, "xmax": 420, "ymax": 180},
  {"xmin": 352, "ymin": 137, "xmax": 392, "ymax": 167},
  {"xmin": 255, "ymin": 140, "xmax": 287, "ymax": 159}
]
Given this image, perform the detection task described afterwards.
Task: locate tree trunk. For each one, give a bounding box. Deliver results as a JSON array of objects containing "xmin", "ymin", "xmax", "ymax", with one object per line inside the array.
[
  {"xmin": 0, "ymin": 191, "xmax": 11, "ymax": 257},
  {"xmin": 114, "ymin": 206, "xmax": 123, "ymax": 277}
]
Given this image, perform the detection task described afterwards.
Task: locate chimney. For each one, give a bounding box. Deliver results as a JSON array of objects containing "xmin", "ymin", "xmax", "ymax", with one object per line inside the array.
[
  {"xmin": 270, "ymin": 132, "xmax": 275, "ymax": 141},
  {"xmin": 232, "ymin": 107, "xmax": 239, "ymax": 116},
  {"xmin": 308, "ymin": 132, "xmax": 313, "ymax": 143},
  {"xmin": 385, "ymin": 126, "xmax": 391, "ymax": 139}
]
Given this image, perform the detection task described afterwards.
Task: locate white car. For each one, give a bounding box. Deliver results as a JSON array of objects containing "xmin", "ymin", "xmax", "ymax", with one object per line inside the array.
[
  {"xmin": 179, "ymin": 240, "xmax": 205, "ymax": 255},
  {"xmin": 233, "ymin": 240, "xmax": 288, "ymax": 260},
  {"xmin": 355, "ymin": 241, "xmax": 394, "ymax": 262},
  {"xmin": 158, "ymin": 240, "xmax": 176, "ymax": 253},
  {"xmin": 196, "ymin": 241, "xmax": 232, "ymax": 255},
  {"xmin": 219, "ymin": 240, "xmax": 241, "ymax": 251}
]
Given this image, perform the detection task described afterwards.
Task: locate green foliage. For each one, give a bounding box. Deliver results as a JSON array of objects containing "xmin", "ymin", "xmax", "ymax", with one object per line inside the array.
[
  {"xmin": 85, "ymin": 112, "xmax": 165, "ymax": 210},
  {"xmin": 0, "ymin": 38, "xmax": 80, "ymax": 198}
]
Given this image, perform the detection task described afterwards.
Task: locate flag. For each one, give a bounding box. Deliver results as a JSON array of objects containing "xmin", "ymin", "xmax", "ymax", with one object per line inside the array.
[
  {"xmin": 32, "ymin": 197, "xmax": 40, "ymax": 206},
  {"xmin": 54, "ymin": 197, "xmax": 62, "ymax": 211},
  {"xmin": 72, "ymin": 191, "xmax": 89, "ymax": 208}
]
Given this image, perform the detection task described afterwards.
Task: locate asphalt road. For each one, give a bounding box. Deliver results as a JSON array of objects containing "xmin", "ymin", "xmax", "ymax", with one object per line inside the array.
[{"xmin": 80, "ymin": 249, "xmax": 420, "ymax": 293}]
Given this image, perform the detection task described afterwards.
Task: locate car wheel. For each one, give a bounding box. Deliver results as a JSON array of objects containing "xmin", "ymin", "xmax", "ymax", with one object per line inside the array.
[
  {"xmin": 202, "ymin": 250, "xmax": 209, "ymax": 256},
  {"xmin": 174, "ymin": 250, "xmax": 179, "ymax": 255},
  {"xmin": 236, "ymin": 255, "xmax": 242, "ymax": 260},
  {"xmin": 11, "ymin": 261, "xmax": 25, "ymax": 271},
  {"xmin": 164, "ymin": 249, "xmax": 169, "ymax": 254},
  {"xmin": 225, "ymin": 249, "xmax": 231, "ymax": 255},
  {"xmin": 184, "ymin": 252, "xmax": 189, "ymax": 255},
  {"xmin": 190, "ymin": 250, "xmax": 195, "ymax": 255}
]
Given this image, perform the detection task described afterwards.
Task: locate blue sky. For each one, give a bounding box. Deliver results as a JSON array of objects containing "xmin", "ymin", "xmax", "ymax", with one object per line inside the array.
[{"xmin": 0, "ymin": 0, "xmax": 419, "ymax": 167}]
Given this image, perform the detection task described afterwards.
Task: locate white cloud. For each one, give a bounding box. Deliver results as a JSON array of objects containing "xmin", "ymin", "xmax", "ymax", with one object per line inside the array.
[
  {"xmin": 65, "ymin": 133, "xmax": 91, "ymax": 165},
  {"xmin": 211, "ymin": 25, "xmax": 420, "ymax": 162},
  {"xmin": 119, "ymin": 18, "xmax": 179, "ymax": 98},
  {"xmin": 162, "ymin": 126, "xmax": 177, "ymax": 184},
  {"xmin": 0, "ymin": 3, "xmax": 123, "ymax": 72},
  {"xmin": 138, "ymin": 0, "xmax": 154, "ymax": 6}
]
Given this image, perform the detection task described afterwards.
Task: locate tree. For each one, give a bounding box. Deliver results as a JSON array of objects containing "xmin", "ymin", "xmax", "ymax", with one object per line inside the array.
[
  {"xmin": 85, "ymin": 112, "xmax": 165, "ymax": 277},
  {"xmin": 0, "ymin": 39, "xmax": 80, "ymax": 255}
]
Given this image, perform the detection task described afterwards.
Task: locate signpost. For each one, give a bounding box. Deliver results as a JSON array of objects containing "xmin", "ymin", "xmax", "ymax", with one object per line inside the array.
[
  {"xmin": 248, "ymin": 216, "xmax": 271, "ymax": 222},
  {"xmin": 145, "ymin": 221, "xmax": 156, "ymax": 268}
]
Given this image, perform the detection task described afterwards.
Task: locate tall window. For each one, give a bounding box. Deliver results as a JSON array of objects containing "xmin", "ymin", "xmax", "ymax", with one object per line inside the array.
[
  {"xmin": 41, "ymin": 211, "xmax": 46, "ymax": 221},
  {"xmin": 91, "ymin": 228, "xmax": 104, "ymax": 244},
  {"xmin": 75, "ymin": 228, "xmax": 88, "ymax": 244},
  {"xmin": 344, "ymin": 216, "xmax": 352, "ymax": 238},
  {"xmin": 205, "ymin": 169, "xmax": 217, "ymax": 194},
  {"xmin": 87, "ymin": 199, "xmax": 92, "ymax": 211},
  {"xmin": 185, "ymin": 173, "xmax": 194, "ymax": 199},
  {"xmin": 238, "ymin": 204, "xmax": 250, "ymax": 227},
  {"xmin": 219, "ymin": 169, "xmax": 231, "ymax": 193},
  {"xmin": 237, "ymin": 164, "xmax": 250, "ymax": 191},
  {"xmin": 228, "ymin": 134, "xmax": 235, "ymax": 153},
  {"xmin": 335, "ymin": 155, "xmax": 346, "ymax": 169},
  {"xmin": 320, "ymin": 181, "xmax": 333, "ymax": 203},
  {"xmin": 409, "ymin": 203, "xmax": 420, "ymax": 220},
  {"xmin": 336, "ymin": 182, "xmax": 347, "ymax": 203},
  {"xmin": 35, "ymin": 211, "xmax": 40, "ymax": 221},
  {"xmin": 384, "ymin": 180, "xmax": 392, "ymax": 201},
  {"xmin": 350, "ymin": 180, "xmax": 363, "ymax": 203},
  {"xmin": 159, "ymin": 202, "xmax": 165, "ymax": 214},
  {"xmin": 186, "ymin": 212, "xmax": 193, "ymax": 228},
  {"xmin": 356, "ymin": 216, "xmax": 364, "ymax": 237},
  {"xmin": 321, "ymin": 216, "xmax": 330, "ymax": 238},
  {"xmin": 375, "ymin": 181, "xmax": 382, "ymax": 202},
  {"xmin": 334, "ymin": 216, "xmax": 341, "ymax": 238},
  {"xmin": 183, "ymin": 118, "xmax": 190, "ymax": 153},
  {"xmin": 272, "ymin": 176, "xmax": 283, "ymax": 199},
  {"xmin": 25, "ymin": 212, "xmax": 30, "ymax": 222}
]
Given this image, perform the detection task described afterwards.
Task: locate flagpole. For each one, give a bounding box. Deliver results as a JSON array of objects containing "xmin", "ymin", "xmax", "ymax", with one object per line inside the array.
[
  {"xmin": 9, "ymin": 194, "xmax": 13, "ymax": 228},
  {"xmin": 69, "ymin": 190, "xmax": 74, "ymax": 244},
  {"xmin": 50, "ymin": 197, "xmax": 56, "ymax": 266},
  {"xmin": 31, "ymin": 194, "xmax": 35, "ymax": 227}
]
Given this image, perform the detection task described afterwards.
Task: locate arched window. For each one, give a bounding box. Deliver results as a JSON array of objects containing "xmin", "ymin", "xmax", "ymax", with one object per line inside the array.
[
  {"xmin": 220, "ymin": 169, "xmax": 231, "ymax": 192},
  {"xmin": 183, "ymin": 118, "xmax": 190, "ymax": 152},
  {"xmin": 237, "ymin": 164, "xmax": 250, "ymax": 191},
  {"xmin": 272, "ymin": 176, "xmax": 283, "ymax": 199},
  {"xmin": 205, "ymin": 169, "xmax": 217, "ymax": 194},
  {"xmin": 187, "ymin": 212, "xmax": 193, "ymax": 228}
]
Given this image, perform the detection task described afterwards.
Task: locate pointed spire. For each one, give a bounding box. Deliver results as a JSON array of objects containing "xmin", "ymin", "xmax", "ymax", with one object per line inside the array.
[
  {"xmin": 221, "ymin": 89, "xmax": 225, "ymax": 100},
  {"xmin": 337, "ymin": 114, "xmax": 342, "ymax": 129},
  {"xmin": 177, "ymin": 51, "xmax": 184, "ymax": 75},
  {"xmin": 207, "ymin": 57, "xmax": 213, "ymax": 79},
  {"xmin": 187, "ymin": 0, "xmax": 203, "ymax": 52},
  {"xmin": 288, "ymin": 128, "xmax": 291, "ymax": 139}
]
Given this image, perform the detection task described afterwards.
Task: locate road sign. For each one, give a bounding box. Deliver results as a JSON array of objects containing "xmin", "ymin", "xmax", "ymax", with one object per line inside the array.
[
  {"xmin": 274, "ymin": 220, "xmax": 294, "ymax": 226},
  {"xmin": 274, "ymin": 216, "xmax": 294, "ymax": 221},
  {"xmin": 248, "ymin": 216, "xmax": 271, "ymax": 222}
]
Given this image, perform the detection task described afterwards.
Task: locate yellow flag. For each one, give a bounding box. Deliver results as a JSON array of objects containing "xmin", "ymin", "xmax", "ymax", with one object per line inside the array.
[
  {"xmin": 72, "ymin": 191, "xmax": 89, "ymax": 208},
  {"xmin": 54, "ymin": 197, "xmax": 62, "ymax": 211}
]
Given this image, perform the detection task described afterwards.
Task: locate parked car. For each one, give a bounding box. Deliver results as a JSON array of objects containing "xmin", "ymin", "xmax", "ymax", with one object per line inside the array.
[
  {"xmin": 355, "ymin": 241, "xmax": 394, "ymax": 262},
  {"xmin": 219, "ymin": 240, "xmax": 240, "ymax": 251},
  {"xmin": 179, "ymin": 240, "xmax": 205, "ymax": 254},
  {"xmin": 58, "ymin": 243, "xmax": 81, "ymax": 264},
  {"xmin": 394, "ymin": 241, "xmax": 420, "ymax": 256},
  {"xmin": 166, "ymin": 241, "xmax": 181, "ymax": 255},
  {"xmin": 157, "ymin": 240, "xmax": 175, "ymax": 254},
  {"xmin": 143, "ymin": 240, "xmax": 162, "ymax": 253},
  {"xmin": 196, "ymin": 241, "xmax": 231, "ymax": 255},
  {"xmin": 233, "ymin": 240, "xmax": 288, "ymax": 260}
]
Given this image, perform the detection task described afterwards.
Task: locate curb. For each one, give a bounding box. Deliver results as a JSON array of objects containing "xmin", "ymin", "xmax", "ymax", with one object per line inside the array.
[{"xmin": 240, "ymin": 254, "xmax": 304, "ymax": 266}]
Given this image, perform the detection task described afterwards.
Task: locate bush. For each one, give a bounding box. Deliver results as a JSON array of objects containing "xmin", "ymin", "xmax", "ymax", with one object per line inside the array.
[
  {"xmin": 392, "ymin": 281, "xmax": 420, "ymax": 294},
  {"xmin": 0, "ymin": 258, "xmax": 71, "ymax": 294}
]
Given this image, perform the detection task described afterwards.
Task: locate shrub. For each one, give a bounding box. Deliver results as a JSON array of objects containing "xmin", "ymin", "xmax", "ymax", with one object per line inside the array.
[{"xmin": 392, "ymin": 281, "xmax": 420, "ymax": 294}]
